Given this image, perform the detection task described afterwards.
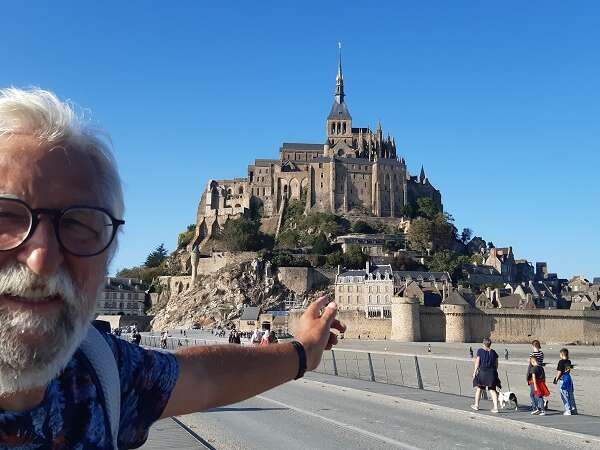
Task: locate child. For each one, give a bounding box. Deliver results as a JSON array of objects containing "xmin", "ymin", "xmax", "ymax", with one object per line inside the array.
[
  {"xmin": 554, "ymin": 348, "xmax": 577, "ymax": 415},
  {"xmin": 527, "ymin": 340, "xmax": 546, "ymax": 410},
  {"xmin": 529, "ymin": 356, "xmax": 550, "ymax": 415}
]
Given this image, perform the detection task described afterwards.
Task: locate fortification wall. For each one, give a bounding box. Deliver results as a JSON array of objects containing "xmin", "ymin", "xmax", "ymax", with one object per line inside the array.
[
  {"xmin": 472, "ymin": 309, "xmax": 600, "ymax": 344},
  {"xmin": 288, "ymin": 309, "xmax": 391, "ymax": 340},
  {"xmin": 277, "ymin": 267, "xmax": 335, "ymax": 295},
  {"xmin": 420, "ymin": 306, "xmax": 446, "ymax": 342},
  {"xmin": 286, "ymin": 304, "xmax": 600, "ymax": 344},
  {"xmin": 195, "ymin": 252, "xmax": 258, "ymax": 276}
]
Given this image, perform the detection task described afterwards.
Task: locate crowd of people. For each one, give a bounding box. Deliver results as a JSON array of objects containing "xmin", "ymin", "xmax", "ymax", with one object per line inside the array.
[{"xmin": 470, "ymin": 338, "xmax": 577, "ymax": 416}]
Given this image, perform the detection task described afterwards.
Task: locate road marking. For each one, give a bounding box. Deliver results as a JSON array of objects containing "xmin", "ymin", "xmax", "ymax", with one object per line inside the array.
[
  {"xmin": 302, "ymin": 378, "xmax": 600, "ymax": 446},
  {"xmin": 256, "ymin": 394, "xmax": 424, "ymax": 450}
]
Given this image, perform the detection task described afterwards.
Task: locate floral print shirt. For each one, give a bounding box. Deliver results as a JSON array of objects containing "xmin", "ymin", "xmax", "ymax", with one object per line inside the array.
[{"xmin": 0, "ymin": 333, "xmax": 179, "ymax": 449}]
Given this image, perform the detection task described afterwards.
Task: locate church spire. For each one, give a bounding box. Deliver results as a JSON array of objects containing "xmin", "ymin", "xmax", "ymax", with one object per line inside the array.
[
  {"xmin": 420, "ymin": 165, "xmax": 426, "ymax": 183},
  {"xmin": 335, "ymin": 42, "xmax": 345, "ymax": 104}
]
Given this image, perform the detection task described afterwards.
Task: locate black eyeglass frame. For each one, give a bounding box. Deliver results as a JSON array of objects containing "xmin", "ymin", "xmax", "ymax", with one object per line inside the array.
[{"xmin": 0, "ymin": 196, "xmax": 125, "ymax": 257}]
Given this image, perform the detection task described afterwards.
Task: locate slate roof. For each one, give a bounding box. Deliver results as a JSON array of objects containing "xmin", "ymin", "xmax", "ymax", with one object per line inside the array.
[
  {"xmin": 281, "ymin": 143, "xmax": 325, "ymax": 151},
  {"xmin": 253, "ymin": 159, "xmax": 279, "ymax": 166},
  {"xmin": 442, "ymin": 291, "xmax": 471, "ymax": 306},
  {"xmin": 327, "ymin": 100, "xmax": 352, "ymax": 120},
  {"xmin": 394, "ymin": 271, "xmax": 451, "ymax": 283},
  {"xmin": 240, "ymin": 306, "xmax": 260, "ymax": 321},
  {"xmin": 497, "ymin": 294, "xmax": 526, "ymax": 309}
]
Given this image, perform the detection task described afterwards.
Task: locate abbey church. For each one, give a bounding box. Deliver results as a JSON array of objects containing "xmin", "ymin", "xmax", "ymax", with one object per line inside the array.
[{"xmin": 195, "ymin": 53, "xmax": 442, "ymax": 250}]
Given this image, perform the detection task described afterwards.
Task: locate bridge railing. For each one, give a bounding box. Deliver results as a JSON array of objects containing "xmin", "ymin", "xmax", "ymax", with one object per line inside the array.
[
  {"xmin": 315, "ymin": 348, "xmax": 598, "ymax": 416},
  {"xmin": 130, "ymin": 335, "xmax": 598, "ymax": 416}
]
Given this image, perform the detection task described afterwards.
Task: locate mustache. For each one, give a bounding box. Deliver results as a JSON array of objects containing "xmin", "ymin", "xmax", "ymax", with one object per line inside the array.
[{"xmin": 0, "ymin": 263, "xmax": 78, "ymax": 305}]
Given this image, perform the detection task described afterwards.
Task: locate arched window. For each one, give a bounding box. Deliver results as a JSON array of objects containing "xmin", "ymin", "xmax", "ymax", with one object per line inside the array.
[
  {"xmin": 331, "ymin": 123, "xmax": 335, "ymax": 134},
  {"xmin": 342, "ymin": 122, "xmax": 346, "ymax": 134},
  {"xmin": 385, "ymin": 295, "xmax": 390, "ymax": 303},
  {"xmin": 376, "ymin": 295, "xmax": 380, "ymax": 304}
]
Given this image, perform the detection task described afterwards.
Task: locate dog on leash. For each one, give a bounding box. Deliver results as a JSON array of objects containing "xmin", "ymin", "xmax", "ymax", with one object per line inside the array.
[{"xmin": 498, "ymin": 391, "xmax": 519, "ymax": 410}]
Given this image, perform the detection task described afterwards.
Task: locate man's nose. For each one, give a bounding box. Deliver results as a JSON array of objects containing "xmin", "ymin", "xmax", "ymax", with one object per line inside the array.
[{"xmin": 16, "ymin": 218, "xmax": 64, "ymax": 277}]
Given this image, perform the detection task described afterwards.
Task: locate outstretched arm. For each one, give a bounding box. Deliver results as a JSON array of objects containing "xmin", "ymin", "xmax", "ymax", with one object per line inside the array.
[{"xmin": 160, "ymin": 297, "xmax": 345, "ymax": 418}]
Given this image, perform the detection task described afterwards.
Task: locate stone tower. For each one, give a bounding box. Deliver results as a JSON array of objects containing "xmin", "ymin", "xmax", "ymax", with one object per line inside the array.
[
  {"xmin": 326, "ymin": 43, "xmax": 352, "ymax": 146},
  {"xmin": 441, "ymin": 291, "xmax": 471, "ymax": 343},
  {"xmin": 391, "ymin": 296, "xmax": 421, "ymax": 342}
]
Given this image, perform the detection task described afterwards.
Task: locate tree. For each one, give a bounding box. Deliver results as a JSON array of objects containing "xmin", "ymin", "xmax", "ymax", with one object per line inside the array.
[
  {"xmin": 177, "ymin": 224, "xmax": 196, "ymax": 249},
  {"xmin": 325, "ymin": 251, "xmax": 344, "ymax": 268},
  {"xmin": 416, "ymin": 197, "xmax": 439, "ymax": 219},
  {"xmin": 400, "ymin": 203, "xmax": 416, "ymax": 219},
  {"xmin": 460, "ymin": 228, "xmax": 473, "ymax": 245},
  {"xmin": 343, "ymin": 245, "xmax": 368, "ymax": 269},
  {"xmin": 467, "ymin": 236, "xmax": 487, "ymax": 255},
  {"xmin": 407, "ymin": 217, "xmax": 433, "ymax": 253},
  {"xmin": 350, "ymin": 220, "xmax": 376, "ymax": 234},
  {"xmin": 221, "ymin": 218, "xmax": 263, "ymax": 251},
  {"xmin": 277, "ymin": 229, "xmax": 299, "ymax": 249},
  {"xmin": 311, "ymin": 232, "xmax": 331, "ymax": 254},
  {"xmin": 431, "ymin": 213, "xmax": 458, "ymax": 251},
  {"xmin": 145, "ymin": 244, "xmax": 168, "ymax": 268},
  {"xmin": 427, "ymin": 250, "xmax": 471, "ymax": 281}
]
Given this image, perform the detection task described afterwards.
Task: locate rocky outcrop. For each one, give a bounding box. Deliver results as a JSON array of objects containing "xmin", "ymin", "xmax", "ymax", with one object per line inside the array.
[{"xmin": 151, "ymin": 257, "xmax": 303, "ymax": 331}]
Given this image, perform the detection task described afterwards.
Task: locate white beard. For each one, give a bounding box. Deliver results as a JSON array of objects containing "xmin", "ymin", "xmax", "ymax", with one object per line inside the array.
[{"xmin": 0, "ymin": 263, "xmax": 96, "ymax": 393}]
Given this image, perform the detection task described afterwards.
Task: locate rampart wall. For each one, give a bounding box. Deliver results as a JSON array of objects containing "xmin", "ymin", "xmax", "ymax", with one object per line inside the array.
[
  {"xmin": 289, "ymin": 304, "xmax": 600, "ymax": 344},
  {"xmin": 277, "ymin": 267, "xmax": 336, "ymax": 295},
  {"xmin": 195, "ymin": 251, "xmax": 258, "ymax": 276}
]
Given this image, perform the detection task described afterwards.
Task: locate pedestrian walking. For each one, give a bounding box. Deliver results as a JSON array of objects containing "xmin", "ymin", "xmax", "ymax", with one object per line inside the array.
[
  {"xmin": 469, "ymin": 346, "xmax": 474, "ymax": 358},
  {"xmin": 504, "ymin": 348, "xmax": 509, "ymax": 360},
  {"xmin": 427, "ymin": 344, "xmax": 432, "ymax": 353},
  {"xmin": 553, "ymin": 348, "xmax": 577, "ymax": 415},
  {"xmin": 529, "ymin": 356, "xmax": 550, "ymax": 416},
  {"xmin": 470, "ymin": 338, "xmax": 500, "ymax": 413}
]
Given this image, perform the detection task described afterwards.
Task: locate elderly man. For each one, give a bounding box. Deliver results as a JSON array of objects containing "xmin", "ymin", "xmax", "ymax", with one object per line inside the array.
[{"xmin": 0, "ymin": 88, "xmax": 345, "ymax": 449}]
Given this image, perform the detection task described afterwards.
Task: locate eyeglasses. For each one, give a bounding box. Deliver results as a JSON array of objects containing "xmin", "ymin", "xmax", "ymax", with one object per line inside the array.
[{"xmin": 0, "ymin": 196, "xmax": 125, "ymax": 257}]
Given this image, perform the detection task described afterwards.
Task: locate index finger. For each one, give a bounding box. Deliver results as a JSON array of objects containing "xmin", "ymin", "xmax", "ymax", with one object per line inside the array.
[{"xmin": 306, "ymin": 296, "xmax": 329, "ymax": 318}]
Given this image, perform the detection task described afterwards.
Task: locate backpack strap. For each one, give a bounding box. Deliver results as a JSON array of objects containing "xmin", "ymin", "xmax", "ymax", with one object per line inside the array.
[{"xmin": 80, "ymin": 325, "xmax": 121, "ymax": 449}]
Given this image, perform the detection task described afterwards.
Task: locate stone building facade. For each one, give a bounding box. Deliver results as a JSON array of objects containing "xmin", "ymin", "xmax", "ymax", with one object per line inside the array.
[
  {"xmin": 334, "ymin": 262, "xmax": 451, "ymax": 318},
  {"xmin": 96, "ymin": 277, "xmax": 146, "ymax": 316},
  {"xmin": 194, "ymin": 53, "xmax": 442, "ymax": 250}
]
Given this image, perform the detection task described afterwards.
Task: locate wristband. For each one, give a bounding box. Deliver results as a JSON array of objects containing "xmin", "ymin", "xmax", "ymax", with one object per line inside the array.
[{"xmin": 291, "ymin": 340, "xmax": 307, "ymax": 380}]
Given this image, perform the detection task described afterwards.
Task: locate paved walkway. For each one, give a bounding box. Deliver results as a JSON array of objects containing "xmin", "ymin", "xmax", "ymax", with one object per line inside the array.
[
  {"xmin": 140, "ymin": 417, "xmax": 210, "ymax": 449},
  {"xmin": 307, "ymin": 372, "xmax": 600, "ymax": 440}
]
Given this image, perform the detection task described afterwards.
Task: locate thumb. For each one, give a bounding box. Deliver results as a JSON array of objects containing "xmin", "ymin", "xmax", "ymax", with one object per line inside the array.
[{"xmin": 321, "ymin": 301, "xmax": 338, "ymax": 326}]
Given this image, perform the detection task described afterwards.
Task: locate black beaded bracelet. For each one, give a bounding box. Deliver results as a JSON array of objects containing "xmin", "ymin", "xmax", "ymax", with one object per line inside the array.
[{"xmin": 291, "ymin": 340, "xmax": 307, "ymax": 380}]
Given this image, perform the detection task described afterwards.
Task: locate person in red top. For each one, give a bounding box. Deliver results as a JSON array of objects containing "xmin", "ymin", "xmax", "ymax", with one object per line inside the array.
[{"xmin": 529, "ymin": 356, "xmax": 550, "ymax": 415}]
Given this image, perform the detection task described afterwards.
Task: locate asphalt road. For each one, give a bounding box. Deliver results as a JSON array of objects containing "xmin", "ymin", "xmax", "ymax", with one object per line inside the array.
[
  {"xmin": 144, "ymin": 330, "xmax": 600, "ymax": 416},
  {"xmin": 174, "ymin": 374, "xmax": 600, "ymax": 450}
]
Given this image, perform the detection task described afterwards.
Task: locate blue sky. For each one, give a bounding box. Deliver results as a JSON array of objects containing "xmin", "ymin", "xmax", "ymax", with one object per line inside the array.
[{"xmin": 1, "ymin": 1, "xmax": 598, "ymax": 279}]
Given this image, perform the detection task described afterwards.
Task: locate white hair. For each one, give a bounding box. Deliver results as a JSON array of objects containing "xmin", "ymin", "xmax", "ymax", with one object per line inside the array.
[{"xmin": 0, "ymin": 87, "xmax": 124, "ymax": 221}]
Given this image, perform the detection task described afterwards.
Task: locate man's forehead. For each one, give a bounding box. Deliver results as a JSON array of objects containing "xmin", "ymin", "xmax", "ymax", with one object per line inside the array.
[{"xmin": 0, "ymin": 134, "xmax": 103, "ymax": 208}]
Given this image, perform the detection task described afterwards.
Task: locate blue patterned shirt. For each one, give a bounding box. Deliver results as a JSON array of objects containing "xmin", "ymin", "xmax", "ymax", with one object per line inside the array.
[{"xmin": 0, "ymin": 333, "xmax": 179, "ymax": 449}]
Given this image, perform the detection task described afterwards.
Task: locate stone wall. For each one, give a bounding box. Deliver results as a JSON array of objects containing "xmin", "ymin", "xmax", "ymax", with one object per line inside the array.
[
  {"xmin": 277, "ymin": 267, "xmax": 335, "ymax": 295},
  {"xmin": 419, "ymin": 306, "xmax": 446, "ymax": 342},
  {"xmin": 289, "ymin": 303, "xmax": 600, "ymax": 344},
  {"xmin": 289, "ymin": 309, "xmax": 391, "ymax": 340},
  {"xmin": 471, "ymin": 309, "xmax": 600, "ymax": 344},
  {"xmin": 195, "ymin": 251, "xmax": 258, "ymax": 276}
]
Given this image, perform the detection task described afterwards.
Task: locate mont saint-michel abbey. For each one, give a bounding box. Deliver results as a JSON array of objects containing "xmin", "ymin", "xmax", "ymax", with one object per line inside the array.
[{"xmin": 195, "ymin": 54, "xmax": 442, "ymax": 250}]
